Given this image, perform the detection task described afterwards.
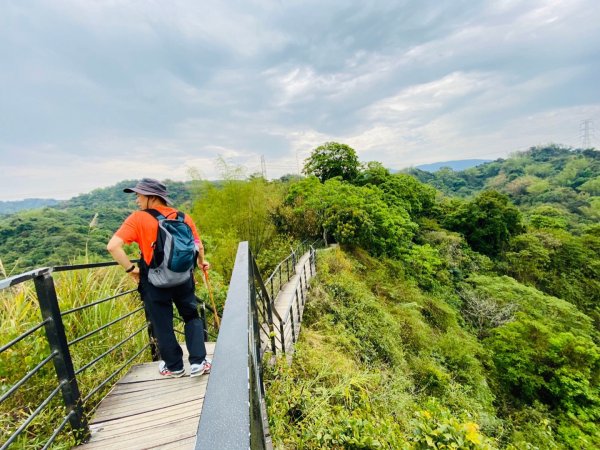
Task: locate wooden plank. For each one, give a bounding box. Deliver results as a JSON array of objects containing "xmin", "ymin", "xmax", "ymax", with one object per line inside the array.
[
  {"xmin": 89, "ymin": 399, "xmax": 203, "ymax": 437},
  {"xmin": 91, "ymin": 386, "xmax": 205, "ymax": 423},
  {"xmin": 78, "ymin": 415, "xmax": 199, "ymax": 449},
  {"xmin": 97, "ymin": 376, "xmax": 207, "ymax": 405},
  {"xmin": 76, "ymin": 342, "xmax": 215, "ymax": 450},
  {"xmin": 153, "ymin": 436, "xmax": 197, "ymax": 449}
]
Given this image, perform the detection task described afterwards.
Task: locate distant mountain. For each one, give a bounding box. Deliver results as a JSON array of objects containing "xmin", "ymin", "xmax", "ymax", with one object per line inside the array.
[
  {"xmin": 0, "ymin": 198, "xmax": 61, "ymax": 215},
  {"xmin": 415, "ymin": 159, "xmax": 492, "ymax": 172}
]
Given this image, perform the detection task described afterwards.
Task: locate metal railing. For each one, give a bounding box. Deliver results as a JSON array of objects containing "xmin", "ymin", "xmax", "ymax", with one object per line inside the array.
[
  {"xmin": 196, "ymin": 240, "xmax": 318, "ymax": 449},
  {"xmin": 0, "ymin": 261, "xmax": 211, "ymax": 449},
  {"xmin": 0, "ymin": 262, "xmax": 152, "ymax": 449},
  {"xmin": 1, "ymin": 241, "xmax": 317, "ymax": 449}
]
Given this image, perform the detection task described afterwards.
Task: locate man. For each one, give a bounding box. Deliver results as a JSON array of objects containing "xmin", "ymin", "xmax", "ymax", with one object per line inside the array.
[{"xmin": 107, "ymin": 178, "xmax": 212, "ymax": 378}]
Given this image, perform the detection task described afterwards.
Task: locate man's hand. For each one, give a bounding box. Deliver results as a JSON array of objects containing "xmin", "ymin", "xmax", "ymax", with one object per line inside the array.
[
  {"xmin": 200, "ymin": 260, "xmax": 210, "ymax": 271},
  {"xmin": 128, "ymin": 267, "xmax": 140, "ymax": 283}
]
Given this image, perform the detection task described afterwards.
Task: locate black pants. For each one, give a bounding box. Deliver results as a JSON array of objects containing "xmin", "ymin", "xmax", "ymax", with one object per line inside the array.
[{"xmin": 139, "ymin": 273, "xmax": 206, "ymax": 371}]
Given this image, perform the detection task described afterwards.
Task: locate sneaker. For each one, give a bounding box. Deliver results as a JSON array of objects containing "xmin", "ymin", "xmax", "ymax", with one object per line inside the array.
[
  {"xmin": 190, "ymin": 358, "xmax": 212, "ymax": 377},
  {"xmin": 158, "ymin": 361, "xmax": 185, "ymax": 378}
]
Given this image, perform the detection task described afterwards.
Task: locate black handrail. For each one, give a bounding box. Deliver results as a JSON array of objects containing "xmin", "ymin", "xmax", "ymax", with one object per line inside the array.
[
  {"xmin": 1, "ymin": 241, "xmax": 319, "ymax": 449},
  {"xmin": 0, "ymin": 262, "xmax": 153, "ymax": 449},
  {"xmin": 196, "ymin": 240, "xmax": 319, "ymax": 448}
]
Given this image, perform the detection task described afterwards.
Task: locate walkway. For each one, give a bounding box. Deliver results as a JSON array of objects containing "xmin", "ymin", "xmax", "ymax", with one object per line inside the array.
[
  {"xmin": 75, "ymin": 249, "xmax": 316, "ymax": 449},
  {"xmin": 269, "ymin": 250, "xmax": 314, "ymax": 355},
  {"xmin": 76, "ymin": 343, "xmax": 215, "ymax": 450}
]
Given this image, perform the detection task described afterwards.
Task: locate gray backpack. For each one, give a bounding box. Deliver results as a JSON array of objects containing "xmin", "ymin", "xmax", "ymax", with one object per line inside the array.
[{"xmin": 145, "ymin": 209, "xmax": 196, "ymax": 287}]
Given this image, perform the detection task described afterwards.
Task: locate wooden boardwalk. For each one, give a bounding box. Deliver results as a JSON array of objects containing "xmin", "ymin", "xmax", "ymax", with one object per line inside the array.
[
  {"xmin": 75, "ymin": 249, "xmax": 316, "ymax": 449},
  {"xmin": 76, "ymin": 342, "xmax": 215, "ymax": 450},
  {"xmin": 261, "ymin": 251, "xmax": 315, "ymax": 357}
]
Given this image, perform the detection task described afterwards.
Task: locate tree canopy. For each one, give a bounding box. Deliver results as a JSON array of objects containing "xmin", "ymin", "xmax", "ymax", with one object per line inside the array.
[{"xmin": 303, "ymin": 142, "xmax": 360, "ymax": 182}]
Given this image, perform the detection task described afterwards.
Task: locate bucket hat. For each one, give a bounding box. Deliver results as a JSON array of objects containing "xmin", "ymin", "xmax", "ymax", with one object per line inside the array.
[{"xmin": 123, "ymin": 178, "xmax": 173, "ymax": 205}]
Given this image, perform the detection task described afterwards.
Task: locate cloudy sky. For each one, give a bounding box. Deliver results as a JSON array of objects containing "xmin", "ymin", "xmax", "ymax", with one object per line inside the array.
[{"xmin": 2, "ymin": 0, "xmax": 599, "ymax": 200}]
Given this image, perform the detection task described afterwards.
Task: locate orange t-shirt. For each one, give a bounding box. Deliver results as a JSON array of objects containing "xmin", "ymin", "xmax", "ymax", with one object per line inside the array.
[{"xmin": 115, "ymin": 206, "xmax": 202, "ymax": 265}]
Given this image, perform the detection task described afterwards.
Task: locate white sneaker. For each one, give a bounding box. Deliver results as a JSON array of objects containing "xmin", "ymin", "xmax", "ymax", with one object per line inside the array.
[
  {"xmin": 190, "ymin": 358, "xmax": 212, "ymax": 377},
  {"xmin": 158, "ymin": 360, "xmax": 185, "ymax": 378}
]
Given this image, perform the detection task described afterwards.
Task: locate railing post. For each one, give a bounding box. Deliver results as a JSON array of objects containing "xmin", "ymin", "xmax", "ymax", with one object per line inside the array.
[
  {"xmin": 199, "ymin": 301, "xmax": 209, "ymax": 342},
  {"xmin": 302, "ymin": 265, "xmax": 307, "ymax": 293},
  {"xmin": 295, "ymin": 290, "xmax": 301, "ymax": 324},
  {"xmin": 279, "ymin": 318, "xmax": 286, "ymax": 354},
  {"xmin": 289, "ymin": 306, "xmax": 296, "ymax": 344},
  {"xmin": 143, "ymin": 306, "xmax": 160, "ymax": 361},
  {"xmin": 33, "ymin": 270, "xmax": 88, "ymax": 442}
]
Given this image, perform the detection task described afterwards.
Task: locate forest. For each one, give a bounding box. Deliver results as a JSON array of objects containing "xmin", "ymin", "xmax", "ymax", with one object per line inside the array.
[{"xmin": 1, "ymin": 143, "xmax": 599, "ymax": 448}]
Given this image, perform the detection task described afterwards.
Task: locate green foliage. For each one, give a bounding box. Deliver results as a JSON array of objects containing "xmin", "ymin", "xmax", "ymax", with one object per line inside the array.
[
  {"xmin": 502, "ymin": 229, "xmax": 600, "ymax": 319},
  {"xmin": 413, "ymin": 146, "xmax": 599, "ymax": 228},
  {"xmin": 303, "ymin": 142, "xmax": 360, "ymax": 182},
  {"xmin": 191, "ymin": 166, "xmax": 284, "ymax": 279},
  {"xmin": 277, "ymin": 177, "xmax": 417, "ymax": 257},
  {"xmin": 0, "ymin": 207, "xmax": 125, "ymax": 272},
  {"xmin": 444, "ymin": 191, "xmax": 523, "ymax": 257},
  {"xmin": 527, "ymin": 205, "xmax": 569, "ymax": 230},
  {"xmin": 0, "ymin": 198, "xmax": 60, "ymax": 215},
  {"xmin": 1, "ymin": 266, "xmax": 148, "ymax": 448},
  {"xmin": 410, "ymin": 401, "xmax": 495, "ymax": 449},
  {"xmin": 462, "ymin": 274, "xmax": 600, "ymax": 447},
  {"xmin": 354, "ymin": 161, "xmax": 391, "ymax": 186},
  {"xmin": 0, "ymin": 179, "xmax": 194, "ymax": 272},
  {"xmin": 402, "ymin": 244, "xmax": 446, "ymax": 291},
  {"xmin": 379, "ymin": 174, "xmax": 437, "ymax": 216},
  {"xmin": 266, "ymin": 249, "xmax": 501, "ymax": 449},
  {"xmin": 3, "ymin": 145, "xmax": 600, "ymax": 449}
]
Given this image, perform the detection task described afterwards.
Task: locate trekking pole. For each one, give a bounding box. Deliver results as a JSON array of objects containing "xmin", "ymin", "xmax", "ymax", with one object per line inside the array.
[{"xmin": 202, "ymin": 267, "xmax": 221, "ymax": 329}]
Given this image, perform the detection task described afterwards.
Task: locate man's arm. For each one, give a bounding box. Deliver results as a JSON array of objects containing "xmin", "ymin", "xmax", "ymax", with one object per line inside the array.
[
  {"xmin": 107, "ymin": 235, "xmax": 140, "ymax": 281},
  {"xmin": 197, "ymin": 243, "xmax": 210, "ymax": 271}
]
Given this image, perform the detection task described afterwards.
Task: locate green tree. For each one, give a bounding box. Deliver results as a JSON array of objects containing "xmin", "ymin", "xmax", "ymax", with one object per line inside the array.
[
  {"xmin": 191, "ymin": 164, "xmax": 283, "ymax": 278},
  {"xmin": 445, "ymin": 191, "xmax": 523, "ymax": 257},
  {"xmin": 276, "ymin": 177, "xmax": 416, "ymax": 257},
  {"xmin": 303, "ymin": 142, "xmax": 360, "ymax": 182},
  {"xmin": 379, "ymin": 174, "xmax": 437, "ymax": 216},
  {"xmin": 353, "ymin": 161, "xmax": 391, "ymax": 186}
]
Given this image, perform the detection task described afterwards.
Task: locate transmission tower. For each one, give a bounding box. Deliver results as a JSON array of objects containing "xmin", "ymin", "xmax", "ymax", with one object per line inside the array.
[
  {"xmin": 261, "ymin": 155, "xmax": 267, "ymax": 179},
  {"xmin": 580, "ymin": 119, "xmax": 595, "ymax": 148}
]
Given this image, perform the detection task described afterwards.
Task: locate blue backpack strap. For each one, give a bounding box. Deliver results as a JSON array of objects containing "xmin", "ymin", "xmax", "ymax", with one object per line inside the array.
[
  {"xmin": 144, "ymin": 209, "xmax": 185, "ymax": 221},
  {"xmin": 144, "ymin": 208, "xmax": 166, "ymax": 221}
]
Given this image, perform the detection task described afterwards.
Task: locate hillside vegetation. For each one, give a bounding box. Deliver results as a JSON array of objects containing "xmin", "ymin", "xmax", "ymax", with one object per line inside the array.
[
  {"xmin": 0, "ymin": 180, "xmax": 194, "ymax": 274},
  {"xmin": 1, "ymin": 143, "xmax": 599, "ymax": 449},
  {"xmin": 264, "ymin": 143, "xmax": 599, "ymax": 449}
]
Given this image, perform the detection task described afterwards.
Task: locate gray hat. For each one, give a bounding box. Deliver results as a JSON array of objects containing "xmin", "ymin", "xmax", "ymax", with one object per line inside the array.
[{"xmin": 124, "ymin": 178, "xmax": 173, "ymax": 205}]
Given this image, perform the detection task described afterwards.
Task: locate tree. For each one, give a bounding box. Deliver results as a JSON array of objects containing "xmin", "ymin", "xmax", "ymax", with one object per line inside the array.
[
  {"xmin": 303, "ymin": 142, "xmax": 360, "ymax": 183},
  {"xmin": 353, "ymin": 161, "xmax": 391, "ymax": 186},
  {"xmin": 276, "ymin": 177, "xmax": 416, "ymax": 257},
  {"xmin": 444, "ymin": 191, "xmax": 523, "ymax": 257}
]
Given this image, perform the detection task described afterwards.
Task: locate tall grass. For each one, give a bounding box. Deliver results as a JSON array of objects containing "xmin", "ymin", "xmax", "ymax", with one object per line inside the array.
[
  {"xmin": 264, "ymin": 248, "xmax": 498, "ymax": 449},
  {"xmin": 1, "ymin": 265, "xmax": 149, "ymax": 449}
]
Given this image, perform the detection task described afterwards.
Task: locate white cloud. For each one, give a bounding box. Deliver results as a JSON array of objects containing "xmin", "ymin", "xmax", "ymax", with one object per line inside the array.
[{"xmin": 2, "ymin": 0, "xmax": 600, "ymax": 199}]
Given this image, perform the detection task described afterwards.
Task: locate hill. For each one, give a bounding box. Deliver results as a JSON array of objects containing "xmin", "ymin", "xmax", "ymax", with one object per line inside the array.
[
  {"xmin": 2, "ymin": 142, "xmax": 599, "ymax": 448},
  {"xmin": 0, "ymin": 179, "xmax": 197, "ymax": 274},
  {"xmin": 406, "ymin": 146, "xmax": 600, "ymax": 224},
  {"xmin": 415, "ymin": 159, "xmax": 492, "ymax": 172},
  {"xmin": 0, "ymin": 198, "xmax": 61, "ymax": 215}
]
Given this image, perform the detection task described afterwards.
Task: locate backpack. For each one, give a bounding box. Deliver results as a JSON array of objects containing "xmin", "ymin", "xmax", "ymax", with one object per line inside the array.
[{"xmin": 144, "ymin": 209, "xmax": 197, "ymax": 288}]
